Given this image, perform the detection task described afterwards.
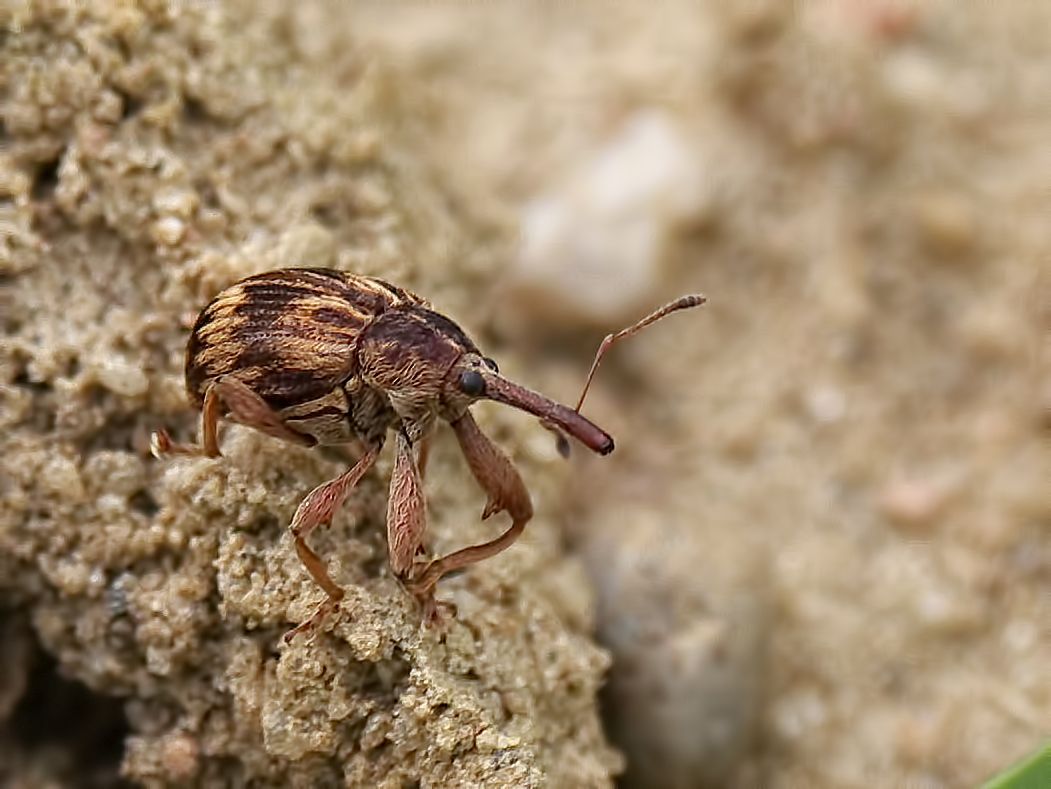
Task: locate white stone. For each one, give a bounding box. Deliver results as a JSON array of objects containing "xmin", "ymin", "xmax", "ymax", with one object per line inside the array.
[
  {"xmin": 152, "ymin": 215, "xmax": 186, "ymax": 245},
  {"xmin": 514, "ymin": 111, "xmax": 708, "ymax": 324}
]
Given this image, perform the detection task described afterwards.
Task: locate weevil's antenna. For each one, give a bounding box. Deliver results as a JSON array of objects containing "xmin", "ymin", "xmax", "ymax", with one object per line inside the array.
[
  {"xmin": 539, "ymin": 293, "xmax": 706, "ymax": 458},
  {"xmin": 573, "ymin": 294, "xmax": 706, "ymax": 413}
]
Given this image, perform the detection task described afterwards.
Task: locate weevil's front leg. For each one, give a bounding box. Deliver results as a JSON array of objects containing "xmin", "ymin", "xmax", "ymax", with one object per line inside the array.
[
  {"xmin": 152, "ymin": 376, "xmax": 313, "ymax": 459},
  {"xmin": 283, "ymin": 445, "xmax": 381, "ymax": 643},
  {"xmin": 408, "ymin": 411, "xmax": 533, "ymax": 600}
]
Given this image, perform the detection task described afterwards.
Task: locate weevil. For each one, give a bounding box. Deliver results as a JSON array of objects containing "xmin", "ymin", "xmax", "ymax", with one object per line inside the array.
[{"xmin": 152, "ymin": 268, "xmax": 703, "ymax": 642}]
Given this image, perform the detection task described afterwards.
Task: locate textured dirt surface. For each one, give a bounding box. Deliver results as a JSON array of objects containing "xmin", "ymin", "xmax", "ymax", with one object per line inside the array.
[
  {"xmin": 2, "ymin": 1, "xmax": 1049, "ymax": 788},
  {"xmin": 0, "ymin": 3, "xmax": 618, "ymax": 787}
]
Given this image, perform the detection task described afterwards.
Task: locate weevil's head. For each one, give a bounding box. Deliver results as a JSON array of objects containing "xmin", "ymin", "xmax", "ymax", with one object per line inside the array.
[
  {"xmin": 359, "ymin": 306, "xmax": 614, "ymax": 455},
  {"xmin": 445, "ymin": 353, "xmax": 614, "ymax": 455}
]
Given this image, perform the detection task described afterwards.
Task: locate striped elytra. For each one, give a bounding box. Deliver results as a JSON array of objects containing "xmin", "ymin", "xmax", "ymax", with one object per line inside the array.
[{"xmin": 185, "ymin": 268, "xmax": 428, "ymax": 414}]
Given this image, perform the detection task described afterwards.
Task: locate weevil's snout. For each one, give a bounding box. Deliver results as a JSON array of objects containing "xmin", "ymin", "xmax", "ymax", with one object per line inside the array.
[{"xmin": 470, "ymin": 366, "xmax": 615, "ymax": 456}]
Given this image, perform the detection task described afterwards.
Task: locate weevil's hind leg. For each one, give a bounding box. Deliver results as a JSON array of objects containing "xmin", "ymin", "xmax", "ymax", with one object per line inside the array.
[
  {"xmin": 151, "ymin": 383, "xmax": 224, "ymax": 458},
  {"xmin": 283, "ymin": 445, "xmax": 382, "ymax": 644},
  {"xmin": 213, "ymin": 376, "xmax": 315, "ymax": 448},
  {"xmin": 152, "ymin": 376, "xmax": 313, "ymax": 459},
  {"xmin": 407, "ymin": 411, "xmax": 534, "ymax": 603}
]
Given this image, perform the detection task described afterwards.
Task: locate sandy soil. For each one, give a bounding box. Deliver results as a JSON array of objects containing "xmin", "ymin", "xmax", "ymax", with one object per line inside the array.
[{"xmin": 1, "ymin": 3, "xmax": 617, "ymax": 787}]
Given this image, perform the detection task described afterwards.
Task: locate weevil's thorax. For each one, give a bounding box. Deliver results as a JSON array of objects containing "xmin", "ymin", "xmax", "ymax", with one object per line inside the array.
[{"xmin": 358, "ymin": 306, "xmax": 485, "ymax": 427}]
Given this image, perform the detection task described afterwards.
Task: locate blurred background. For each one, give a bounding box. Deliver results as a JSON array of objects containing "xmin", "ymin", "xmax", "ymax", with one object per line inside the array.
[
  {"xmin": 2, "ymin": 1, "xmax": 1047, "ymax": 787},
  {"xmin": 347, "ymin": 1, "xmax": 1049, "ymax": 786}
]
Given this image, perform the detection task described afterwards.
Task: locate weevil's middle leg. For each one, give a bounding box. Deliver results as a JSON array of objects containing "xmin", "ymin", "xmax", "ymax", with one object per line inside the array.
[
  {"xmin": 152, "ymin": 376, "xmax": 313, "ymax": 459},
  {"xmin": 407, "ymin": 411, "xmax": 534, "ymax": 602},
  {"xmin": 283, "ymin": 445, "xmax": 381, "ymax": 643},
  {"xmin": 387, "ymin": 431, "xmax": 427, "ymax": 582},
  {"xmin": 385, "ymin": 431, "xmax": 458, "ymax": 623}
]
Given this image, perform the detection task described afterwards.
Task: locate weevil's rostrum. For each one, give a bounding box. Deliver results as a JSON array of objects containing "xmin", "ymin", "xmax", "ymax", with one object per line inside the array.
[{"xmin": 154, "ymin": 267, "xmax": 702, "ymax": 642}]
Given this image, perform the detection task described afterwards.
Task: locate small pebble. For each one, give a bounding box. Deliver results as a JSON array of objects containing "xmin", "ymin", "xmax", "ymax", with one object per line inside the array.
[
  {"xmin": 958, "ymin": 303, "xmax": 1021, "ymax": 360},
  {"xmin": 160, "ymin": 732, "xmax": 200, "ymax": 780},
  {"xmin": 152, "ymin": 215, "xmax": 186, "ymax": 246},
  {"xmin": 912, "ymin": 192, "xmax": 977, "ymax": 257},
  {"xmin": 913, "ymin": 588, "xmax": 985, "ymax": 636},
  {"xmin": 806, "ymin": 384, "xmax": 848, "ymax": 424},
  {"xmin": 882, "ymin": 51, "xmax": 945, "ymax": 109},
  {"xmin": 152, "ymin": 188, "xmax": 199, "ymax": 218},
  {"xmin": 1002, "ymin": 620, "xmax": 1037, "ymax": 652},
  {"xmin": 94, "ymin": 357, "xmax": 150, "ymax": 397},
  {"xmin": 773, "ymin": 690, "xmax": 828, "ymax": 740},
  {"xmin": 880, "ymin": 478, "xmax": 949, "ymax": 531},
  {"xmin": 43, "ymin": 454, "xmax": 85, "ymax": 501},
  {"xmin": 895, "ymin": 712, "xmax": 942, "ymax": 766}
]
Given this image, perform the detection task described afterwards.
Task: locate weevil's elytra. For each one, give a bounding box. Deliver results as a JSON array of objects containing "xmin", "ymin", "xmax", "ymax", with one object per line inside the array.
[
  {"xmin": 186, "ymin": 269, "xmax": 419, "ymax": 415},
  {"xmin": 153, "ymin": 267, "xmax": 703, "ymax": 642}
]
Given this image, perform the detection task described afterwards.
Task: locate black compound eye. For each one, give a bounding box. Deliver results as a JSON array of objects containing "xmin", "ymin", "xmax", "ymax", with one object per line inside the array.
[
  {"xmin": 458, "ymin": 370, "xmax": 485, "ymax": 397},
  {"xmin": 483, "ymin": 357, "xmax": 499, "ymax": 373}
]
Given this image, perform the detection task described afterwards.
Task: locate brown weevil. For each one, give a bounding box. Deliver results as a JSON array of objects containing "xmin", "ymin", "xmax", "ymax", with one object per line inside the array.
[{"xmin": 152, "ymin": 268, "xmax": 703, "ymax": 641}]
